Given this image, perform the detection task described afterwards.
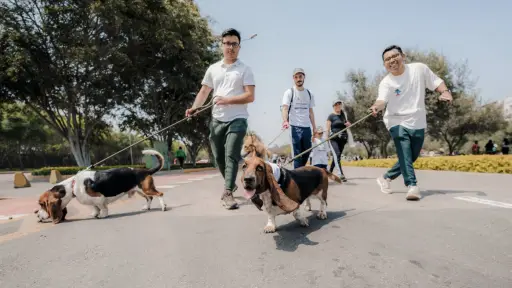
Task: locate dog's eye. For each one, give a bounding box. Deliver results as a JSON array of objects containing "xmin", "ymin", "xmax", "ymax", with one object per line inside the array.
[
  {"xmin": 256, "ymin": 165, "xmax": 264, "ymax": 171},
  {"xmin": 242, "ymin": 163, "xmax": 247, "ymax": 170}
]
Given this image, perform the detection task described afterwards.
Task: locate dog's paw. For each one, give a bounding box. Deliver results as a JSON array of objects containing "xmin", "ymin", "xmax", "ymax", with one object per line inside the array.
[
  {"xmin": 141, "ymin": 205, "xmax": 150, "ymax": 211},
  {"xmin": 97, "ymin": 212, "xmax": 109, "ymax": 219},
  {"xmin": 161, "ymin": 205, "xmax": 167, "ymax": 212},
  {"xmin": 317, "ymin": 211, "xmax": 327, "ymax": 220},
  {"xmin": 263, "ymin": 225, "xmax": 276, "ymax": 233},
  {"xmin": 305, "ymin": 205, "xmax": 312, "ymax": 211},
  {"xmin": 91, "ymin": 212, "xmax": 99, "ymax": 218}
]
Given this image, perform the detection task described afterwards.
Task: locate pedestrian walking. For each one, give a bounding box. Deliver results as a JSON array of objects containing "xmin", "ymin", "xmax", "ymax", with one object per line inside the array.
[
  {"xmin": 186, "ymin": 28, "xmax": 255, "ymax": 210},
  {"xmin": 502, "ymin": 138, "xmax": 510, "ymax": 155},
  {"xmin": 281, "ymin": 68, "xmax": 317, "ymax": 169},
  {"xmin": 310, "ymin": 126, "xmax": 329, "ymax": 170},
  {"xmin": 370, "ymin": 45, "xmax": 452, "ymax": 201},
  {"xmin": 326, "ymin": 99, "xmax": 354, "ymax": 181},
  {"xmin": 176, "ymin": 146, "xmax": 186, "ymax": 170}
]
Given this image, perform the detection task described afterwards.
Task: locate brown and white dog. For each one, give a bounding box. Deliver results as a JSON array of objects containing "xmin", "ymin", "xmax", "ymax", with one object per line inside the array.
[
  {"xmin": 240, "ymin": 136, "xmax": 342, "ymax": 233},
  {"xmin": 35, "ymin": 149, "xmax": 168, "ymax": 224}
]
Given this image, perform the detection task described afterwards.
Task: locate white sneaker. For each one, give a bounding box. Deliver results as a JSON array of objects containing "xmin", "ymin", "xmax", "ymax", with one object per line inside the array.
[
  {"xmin": 376, "ymin": 176, "xmax": 392, "ymax": 194},
  {"xmin": 406, "ymin": 186, "xmax": 421, "ymax": 201}
]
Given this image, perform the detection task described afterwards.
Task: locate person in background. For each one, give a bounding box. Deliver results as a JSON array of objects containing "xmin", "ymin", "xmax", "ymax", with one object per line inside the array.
[
  {"xmin": 281, "ymin": 68, "xmax": 317, "ymax": 169},
  {"xmin": 326, "ymin": 99, "xmax": 353, "ymax": 182},
  {"xmin": 176, "ymin": 146, "xmax": 186, "ymax": 170},
  {"xmin": 370, "ymin": 45, "xmax": 452, "ymax": 201},
  {"xmin": 502, "ymin": 138, "xmax": 510, "ymax": 155},
  {"xmin": 310, "ymin": 126, "xmax": 329, "ymax": 170},
  {"xmin": 485, "ymin": 140, "xmax": 494, "ymax": 154},
  {"xmin": 471, "ymin": 141, "xmax": 480, "ymax": 155}
]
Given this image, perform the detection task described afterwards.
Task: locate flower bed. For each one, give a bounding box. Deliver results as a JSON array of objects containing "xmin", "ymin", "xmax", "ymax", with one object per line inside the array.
[{"xmin": 341, "ymin": 155, "xmax": 512, "ymax": 174}]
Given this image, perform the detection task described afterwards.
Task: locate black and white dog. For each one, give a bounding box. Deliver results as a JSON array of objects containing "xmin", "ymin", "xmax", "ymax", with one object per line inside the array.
[{"xmin": 35, "ymin": 149, "xmax": 168, "ymax": 223}]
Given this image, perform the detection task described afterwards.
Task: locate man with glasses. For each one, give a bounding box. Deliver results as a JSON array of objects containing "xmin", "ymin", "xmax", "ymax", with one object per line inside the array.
[
  {"xmin": 186, "ymin": 28, "xmax": 255, "ymax": 210},
  {"xmin": 281, "ymin": 68, "xmax": 317, "ymax": 169},
  {"xmin": 370, "ymin": 45, "xmax": 452, "ymax": 201}
]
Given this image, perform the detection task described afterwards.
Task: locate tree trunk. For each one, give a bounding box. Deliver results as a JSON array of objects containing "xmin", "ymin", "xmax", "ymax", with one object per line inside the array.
[
  {"xmin": 68, "ymin": 136, "xmax": 91, "ymax": 167},
  {"xmin": 17, "ymin": 143, "xmax": 24, "ymax": 170}
]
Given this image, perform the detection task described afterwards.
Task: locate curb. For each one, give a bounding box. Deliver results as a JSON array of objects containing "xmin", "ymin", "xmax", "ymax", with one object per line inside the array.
[{"xmin": 182, "ymin": 167, "xmax": 217, "ymax": 173}]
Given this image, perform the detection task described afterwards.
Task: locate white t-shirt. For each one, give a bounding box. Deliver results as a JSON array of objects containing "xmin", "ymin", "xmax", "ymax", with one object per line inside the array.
[
  {"xmin": 201, "ymin": 59, "xmax": 256, "ymax": 122},
  {"xmin": 310, "ymin": 137, "xmax": 329, "ymax": 166},
  {"xmin": 282, "ymin": 87, "xmax": 315, "ymax": 128},
  {"xmin": 377, "ymin": 63, "xmax": 444, "ymax": 130}
]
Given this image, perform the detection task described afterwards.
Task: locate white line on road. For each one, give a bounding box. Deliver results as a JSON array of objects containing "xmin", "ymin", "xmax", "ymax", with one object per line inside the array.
[
  {"xmin": 0, "ymin": 214, "xmax": 28, "ymax": 221},
  {"xmin": 156, "ymin": 185, "xmax": 177, "ymax": 189},
  {"xmin": 454, "ymin": 196, "xmax": 512, "ymax": 209},
  {"xmin": 175, "ymin": 181, "xmax": 192, "ymax": 184}
]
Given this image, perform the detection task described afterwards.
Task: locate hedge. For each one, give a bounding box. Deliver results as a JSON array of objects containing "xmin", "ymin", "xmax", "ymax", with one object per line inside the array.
[
  {"xmin": 341, "ymin": 155, "xmax": 512, "ymax": 174},
  {"xmin": 31, "ymin": 162, "xmax": 214, "ymax": 176}
]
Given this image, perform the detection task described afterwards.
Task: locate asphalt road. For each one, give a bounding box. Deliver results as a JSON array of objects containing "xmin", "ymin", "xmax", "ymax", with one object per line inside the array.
[{"xmin": 0, "ymin": 167, "xmax": 511, "ymax": 288}]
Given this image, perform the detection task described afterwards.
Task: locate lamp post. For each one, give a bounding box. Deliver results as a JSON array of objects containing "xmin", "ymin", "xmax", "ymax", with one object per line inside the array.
[{"xmin": 214, "ymin": 33, "xmax": 258, "ymax": 42}]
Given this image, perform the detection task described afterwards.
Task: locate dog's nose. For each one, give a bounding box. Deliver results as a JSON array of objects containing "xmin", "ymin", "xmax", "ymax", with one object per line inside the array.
[{"xmin": 244, "ymin": 176, "xmax": 255, "ymax": 183}]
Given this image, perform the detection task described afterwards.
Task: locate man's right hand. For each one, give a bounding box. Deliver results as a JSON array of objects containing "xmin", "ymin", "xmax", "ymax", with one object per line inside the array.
[
  {"xmin": 185, "ymin": 107, "xmax": 197, "ymax": 118},
  {"xmin": 370, "ymin": 105, "xmax": 379, "ymax": 117},
  {"xmin": 282, "ymin": 120, "xmax": 290, "ymax": 129}
]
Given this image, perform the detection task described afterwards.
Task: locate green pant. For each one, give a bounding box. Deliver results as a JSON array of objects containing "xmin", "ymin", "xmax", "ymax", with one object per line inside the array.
[
  {"xmin": 209, "ymin": 118, "xmax": 248, "ymax": 192},
  {"xmin": 384, "ymin": 125, "xmax": 425, "ymax": 187}
]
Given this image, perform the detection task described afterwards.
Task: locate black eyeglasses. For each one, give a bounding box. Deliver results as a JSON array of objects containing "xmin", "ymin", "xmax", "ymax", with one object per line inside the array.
[{"xmin": 222, "ymin": 42, "xmax": 240, "ymax": 48}]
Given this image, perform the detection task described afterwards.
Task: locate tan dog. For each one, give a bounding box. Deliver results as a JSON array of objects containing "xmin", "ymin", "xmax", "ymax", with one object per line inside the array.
[
  {"xmin": 242, "ymin": 132, "xmax": 272, "ymax": 160},
  {"xmin": 240, "ymin": 150, "xmax": 341, "ymax": 233}
]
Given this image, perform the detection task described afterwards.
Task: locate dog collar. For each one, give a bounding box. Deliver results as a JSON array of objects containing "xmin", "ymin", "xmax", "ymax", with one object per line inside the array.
[
  {"xmin": 277, "ymin": 167, "xmax": 286, "ymax": 188},
  {"xmin": 71, "ymin": 178, "xmax": 76, "ymax": 197}
]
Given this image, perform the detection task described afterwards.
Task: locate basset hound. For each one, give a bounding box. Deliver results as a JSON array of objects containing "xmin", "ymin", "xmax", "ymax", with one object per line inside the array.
[
  {"xmin": 240, "ymin": 150, "xmax": 342, "ymax": 233},
  {"xmin": 34, "ymin": 149, "xmax": 168, "ymax": 224}
]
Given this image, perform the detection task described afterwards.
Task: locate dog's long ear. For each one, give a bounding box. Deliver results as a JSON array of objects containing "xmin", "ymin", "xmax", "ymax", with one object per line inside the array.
[{"xmin": 264, "ymin": 163, "xmax": 299, "ymax": 213}]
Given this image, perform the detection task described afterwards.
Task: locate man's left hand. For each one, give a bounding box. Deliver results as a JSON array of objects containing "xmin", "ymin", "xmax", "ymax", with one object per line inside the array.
[
  {"xmin": 345, "ymin": 121, "xmax": 351, "ymax": 127},
  {"xmin": 439, "ymin": 91, "xmax": 453, "ymax": 103},
  {"xmin": 214, "ymin": 96, "xmax": 229, "ymax": 105}
]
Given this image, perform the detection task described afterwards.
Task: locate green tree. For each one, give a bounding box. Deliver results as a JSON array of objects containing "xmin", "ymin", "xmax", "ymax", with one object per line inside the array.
[
  {"xmin": 118, "ymin": 0, "xmax": 220, "ymax": 154},
  {"xmin": 0, "ymin": 0, "xmax": 133, "ymax": 166},
  {"xmin": 0, "ymin": 102, "xmax": 48, "ymax": 169}
]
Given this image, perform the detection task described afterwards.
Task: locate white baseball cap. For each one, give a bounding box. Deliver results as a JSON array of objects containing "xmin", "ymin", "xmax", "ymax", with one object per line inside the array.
[
  {"xmin": 293, "ymin": 68, "xmax": 305, "ymax": 76},
  {"xmin": 332, "ymin": 99, "xmax": 343, "ymax": 106}
]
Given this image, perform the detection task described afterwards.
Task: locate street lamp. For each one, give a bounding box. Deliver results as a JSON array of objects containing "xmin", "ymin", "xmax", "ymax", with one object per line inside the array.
[
  {"xmin": 214, "ymin": 33, "xmax": 258, "ymax": 42},
  {"xmin": 242, "ymin": 34, "xmax": 258, "ymax": 42}
]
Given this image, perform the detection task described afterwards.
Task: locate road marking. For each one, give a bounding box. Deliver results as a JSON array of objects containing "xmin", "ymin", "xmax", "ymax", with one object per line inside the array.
[
  {"xmin": 175, "ymin": 181, "xmax": 192, "ymax": 184},
  {"xmin": 454, "ymin": 196, "xmax": 512, "ymax": 209},
  {"xmin": 0, "ymin": 214, "xmax": 28, "ymax": 221},
  {"xmin": 156, "ymin": 185, "xmax": 177, "ymax": 189}
]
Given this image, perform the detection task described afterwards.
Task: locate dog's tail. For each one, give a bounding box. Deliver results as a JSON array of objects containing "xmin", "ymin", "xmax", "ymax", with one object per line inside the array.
[
  {"xmin": 142, "ymin": 149, "xmax": 165, "ymax": 175},
  {"xmin": 326, "ymin": 171, "xmax": 342, "ymax": 184}
]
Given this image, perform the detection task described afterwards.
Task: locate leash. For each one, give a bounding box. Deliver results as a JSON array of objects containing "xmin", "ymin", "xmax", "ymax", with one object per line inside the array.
[
  {"xmin": 284, "ymin": 112, "xmax": 374, "ymax": 166},
  {"xmin": 83, "ymin": 96, "xmax": 217, "ymax": 171},
  {"xmin": 267, "ymin": 128, "xmax": 288, "ymax": 147}
]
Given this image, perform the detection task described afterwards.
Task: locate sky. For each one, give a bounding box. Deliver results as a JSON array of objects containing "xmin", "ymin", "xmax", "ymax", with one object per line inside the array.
[{"xmin": 194, "ymin": 0, "xmax": 512, "ymax": 146}]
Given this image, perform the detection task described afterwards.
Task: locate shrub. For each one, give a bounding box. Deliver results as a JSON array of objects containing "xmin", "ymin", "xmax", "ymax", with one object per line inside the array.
[
  {"xmin": 31, "ymin": 163, "xmax": 214, "ymax": 176},
  {"xmin": 341, "ymin": 155, "xmax": 512, "ymax": 174}
]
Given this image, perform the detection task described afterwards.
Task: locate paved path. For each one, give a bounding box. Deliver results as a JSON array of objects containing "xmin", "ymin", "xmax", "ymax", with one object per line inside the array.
[{"xmin": 0, "ymin": 167, "xmax": 511, "ymax": 287}]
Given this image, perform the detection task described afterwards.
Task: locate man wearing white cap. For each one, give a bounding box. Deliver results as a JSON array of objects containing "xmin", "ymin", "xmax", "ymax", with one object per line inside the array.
[{"xmin": 281, "ymin": 68, "xmax": 317, "ymax": 169}]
